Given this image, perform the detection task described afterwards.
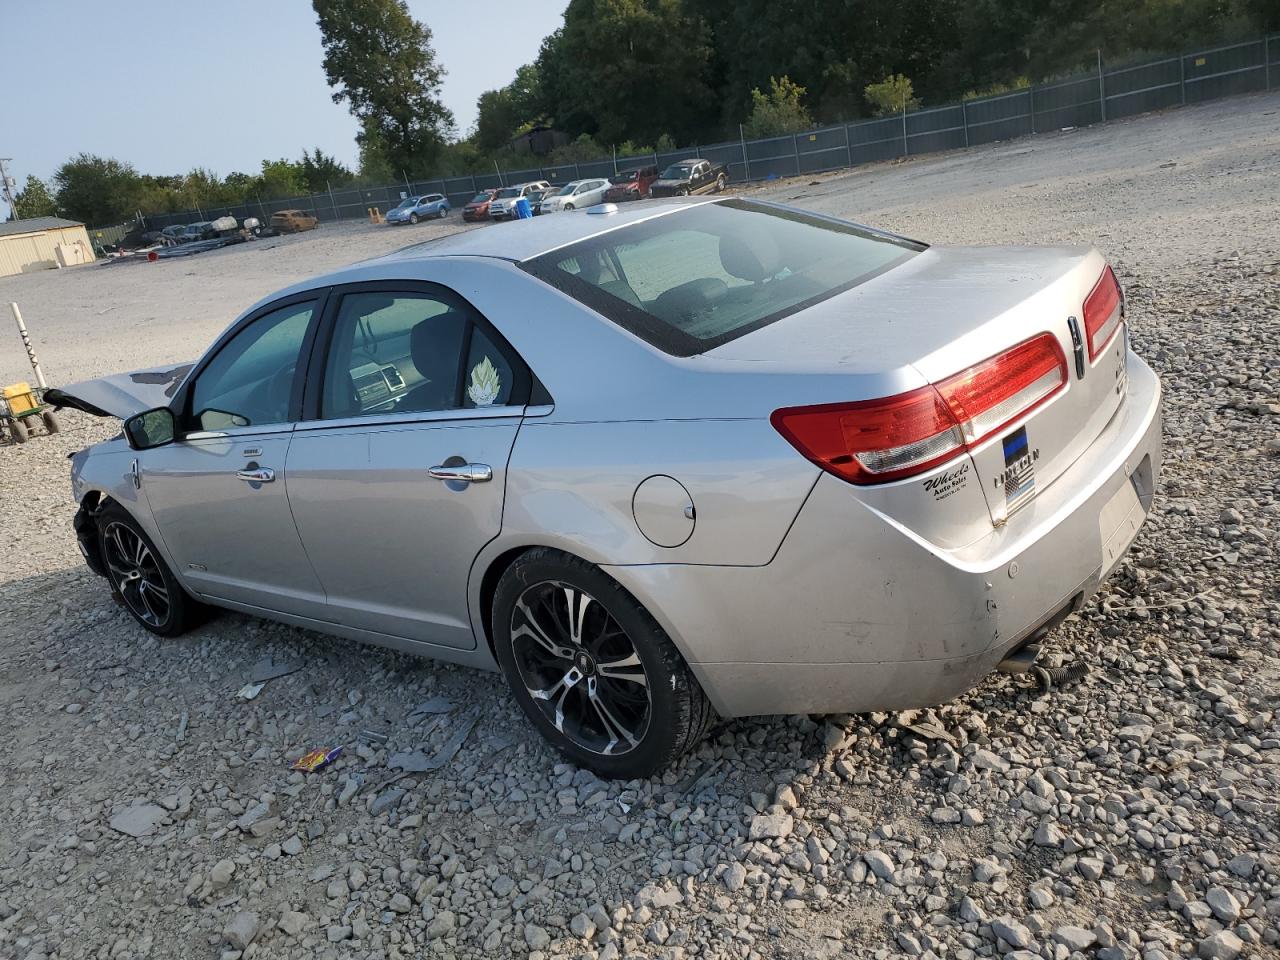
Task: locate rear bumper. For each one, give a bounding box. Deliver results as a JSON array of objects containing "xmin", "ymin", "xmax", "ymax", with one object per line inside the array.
[{"xmin": 610, "ymin": 353, "xmax": 1162, "ymax": 717}]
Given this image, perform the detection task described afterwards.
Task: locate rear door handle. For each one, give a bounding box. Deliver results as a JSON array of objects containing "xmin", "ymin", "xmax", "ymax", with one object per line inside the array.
[
  {"xmin": 428, "ymin": 463, "xmax": 492, "ymax": 484},
  {"xmin": 236, "ymin": 468, "xmax": 275, "ymax": 483}
]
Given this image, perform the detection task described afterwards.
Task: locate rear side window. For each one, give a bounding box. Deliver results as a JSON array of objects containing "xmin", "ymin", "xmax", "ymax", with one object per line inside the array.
[{"xmin": 520, "ymin": 199, "xmax": 922, "ymax": 356}]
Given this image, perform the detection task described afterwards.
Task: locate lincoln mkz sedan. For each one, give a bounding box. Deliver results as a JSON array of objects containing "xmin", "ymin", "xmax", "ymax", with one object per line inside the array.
[{"xmin": 51, "ymin": 198, "xmax": 1161, "ymax": 778}]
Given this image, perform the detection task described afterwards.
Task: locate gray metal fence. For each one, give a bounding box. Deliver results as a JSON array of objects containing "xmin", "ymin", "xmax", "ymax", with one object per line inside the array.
[{"xmin": 134, "ymin": 33, "xmax": 1278, "ymax": 232}]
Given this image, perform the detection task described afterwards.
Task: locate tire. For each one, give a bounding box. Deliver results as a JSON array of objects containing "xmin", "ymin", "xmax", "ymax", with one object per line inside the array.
[
  {"xmin": 493, "ymin": 548, "xmax": 714, "ymax": 779},
  {"xmin": 437, "ymin": 207, "xmax": 448, "ymax": 219},
  {"xmin": 42, "ymin": 410, "xmax": 61, "ymax": 434},
  {"xmin": 678, "ymin": 188, "xmax": 689, "ymax": 197},
  {"xmin": 715, "ymin": 174, "xmax": 726, "ymax": 193},
  {"xmin": 96, "ymin": 500, "xmax": 205, "ymax": 637},
  {"xmin": 409, "ymin": 213, "xmax": 420, "ymax": 224},
  {"xmin": 10, "ymin": 418, "xmax": 28, "ymax": 443}
]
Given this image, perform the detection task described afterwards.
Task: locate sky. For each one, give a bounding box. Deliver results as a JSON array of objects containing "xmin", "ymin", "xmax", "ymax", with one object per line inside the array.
[{"xmin": 0, "ymin": 0, "xmax": 565, "ymax": 217}]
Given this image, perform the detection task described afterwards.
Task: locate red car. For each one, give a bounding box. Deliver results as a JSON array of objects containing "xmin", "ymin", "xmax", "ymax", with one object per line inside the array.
[
  {"xmin": 462, "ymin": 189, "xmax": 499, "ymax": 222},
  {"xmin": 603, "ymin": 163, "xmax": 660, "ymax": 202}
]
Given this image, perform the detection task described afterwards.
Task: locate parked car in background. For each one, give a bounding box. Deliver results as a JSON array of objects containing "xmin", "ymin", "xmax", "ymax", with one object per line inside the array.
[
  {"xmin": 271, "ymin": 210, "xmax": 319, "ymax": 233},
  {"xmin": 488, "ymin": 181, "xmax": 551, "ymax": 220},
  {"xmin": 386, "ymin": 194, "xmax": 450, "ymax": 225},
  {"xmin": 528, "ymin": 187, "xmax": 558, "ymax": 215},
  {"xmin": 181, "ymin": 222, "xmax": 217, "ymax": 243},
  {"xmin": 537, "ymin": 179, "xmax": 612, "ymax": 213},
  {"xmin": 604, "ymin": 164, "xmax": 660, "ymax": 202},
  {"xmin": 649, "ymin": 158, "xmax": 728, "ymax": 197},
  {"xmin": 51, "ymin": 196, "xmax": 1161, "ymax": 779},
  {"xmin": 463, "ymin": 189, "xmax": 499, "ymax": 222}
]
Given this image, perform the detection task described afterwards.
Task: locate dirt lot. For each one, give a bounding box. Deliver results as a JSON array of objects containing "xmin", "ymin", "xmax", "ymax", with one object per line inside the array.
[{"xmin": 1, "ymin": 92, "xmax": 1277, "ymax": 960}]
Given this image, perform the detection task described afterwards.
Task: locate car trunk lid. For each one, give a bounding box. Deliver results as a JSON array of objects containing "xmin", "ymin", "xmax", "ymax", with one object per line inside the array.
[{"xmin": 712, "ymin": 245, "xmax": 1127, "ymax": 523}]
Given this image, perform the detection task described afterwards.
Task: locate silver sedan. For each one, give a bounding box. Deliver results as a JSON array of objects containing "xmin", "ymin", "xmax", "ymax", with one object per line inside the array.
[{"xmin": 52, "ymin": 198, "xmax": 1161, "ymax": 778}]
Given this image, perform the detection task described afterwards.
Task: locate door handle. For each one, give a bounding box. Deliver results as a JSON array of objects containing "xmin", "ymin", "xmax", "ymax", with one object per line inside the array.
[
  {"xmin": 236, "ymin": 468, "xmax": 275, "ymax": 483},
  {"xmin": 428, "ymin": 463, "xmax": 492, "ymax": 484}
]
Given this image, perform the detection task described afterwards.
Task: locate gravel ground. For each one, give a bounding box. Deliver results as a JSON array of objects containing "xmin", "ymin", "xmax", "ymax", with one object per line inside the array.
[{"xmin": 1, "ymin": 91, "xmax": 1277, "ymax": 960}]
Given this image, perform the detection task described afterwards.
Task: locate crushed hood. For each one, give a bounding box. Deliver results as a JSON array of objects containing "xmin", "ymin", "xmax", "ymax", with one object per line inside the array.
[{"xmin": 45, "ymin": 362, "xmax": 193, "ymax": 419}]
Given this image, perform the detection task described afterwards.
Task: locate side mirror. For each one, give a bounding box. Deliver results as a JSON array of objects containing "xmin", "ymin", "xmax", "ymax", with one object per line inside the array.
[{"xmin": 124, "ymin": 407, "xmax": 176, "ymax": 450}]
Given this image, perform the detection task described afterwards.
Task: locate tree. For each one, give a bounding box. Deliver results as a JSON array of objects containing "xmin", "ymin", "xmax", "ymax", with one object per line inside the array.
[
  {"xmin": 52, "ymin": 154, "xmax": 144, "ymax": 225},
  {"xmin": 535, "ymin": 0, "xmax": 718, "ymax": 146},
  {"xmin": 257, "ymin": 159, "xmax": 308, "ymax": 199},
  {"xmin": 13, "ymin": 175, "xmax": 56, "ymax": 220},
  {"xmin": 742, "ymin": 76, "xmax": 812, "ymax": 138},
  {"xmin": 313, "ymin": 0, "xmax": 454, "ymax": 176},
  {"xmin": 864, "ymin": 74, "xmax": 921, "ymax": 117},
  {"xmin": 300, "ymin": 148, "xmax": 354, "ymax": 192}
]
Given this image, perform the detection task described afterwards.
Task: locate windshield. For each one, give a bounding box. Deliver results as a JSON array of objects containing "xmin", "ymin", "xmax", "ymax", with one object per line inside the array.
[
  {"xmin": 470, "ymin": 194, "xmax": 491, "ymax": 203},
  {"xmin": 520, "ymin": 199, "xmax": 923, "ymax": 357},
  {"xmin": 661, "ymin": 164, "xmax": 692, "ymax": 179},
  {"xmin": 494, "ymin": 188, "xmax": 520, "ymax": 199},
  {"xmin": 611, "ymin": 170, "xmax": 640, "ymax": 183},
  {"xmin": 394, "ymin": 197, "xmax": 419, "ymax": 209},
  {"xmin": 557, "ymin": 183, "xmax": 579, "ymax": 196}
]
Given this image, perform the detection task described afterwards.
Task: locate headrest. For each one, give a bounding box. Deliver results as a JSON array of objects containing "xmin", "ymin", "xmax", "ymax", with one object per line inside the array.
[
  {"xmin": 410, "ymin": 310, "xmax": 466, "ymax": 375},
  {"xmin": 719, "ymin": 230, "xmax": 781, "ymax": 282}
]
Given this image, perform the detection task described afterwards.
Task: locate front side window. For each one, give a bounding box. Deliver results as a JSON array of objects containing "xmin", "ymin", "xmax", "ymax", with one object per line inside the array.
[
  {"xmin": 520, "ymin": 199, "xmax": 923, "ymax": 356},
  {"xmin": 189, "ymin": 301, "xmax": 316, "ymax": 430},
  {"xmin": 320, "ymin": 291, "xmax": 521, "ymax": 419}
]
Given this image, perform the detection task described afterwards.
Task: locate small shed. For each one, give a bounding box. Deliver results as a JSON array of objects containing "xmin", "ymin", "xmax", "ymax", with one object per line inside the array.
[{"xmin": 0, "ymin": 217, "xmax": 96, "ymax": 277}]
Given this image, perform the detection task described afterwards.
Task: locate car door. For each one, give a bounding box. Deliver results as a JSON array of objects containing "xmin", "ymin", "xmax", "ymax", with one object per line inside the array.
[
  {"xmin": 139, "ymin": 293, "xmax": 329, "ymax": 617},
  {"xmin": 285, "ymin": 281, "xmax": 530, "ymax": 649}
]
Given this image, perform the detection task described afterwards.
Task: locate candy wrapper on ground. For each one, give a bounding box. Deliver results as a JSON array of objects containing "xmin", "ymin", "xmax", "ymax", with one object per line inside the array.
[{"xmin": 291, "ymin": 746, "xmax": 342, "ymax": 772}]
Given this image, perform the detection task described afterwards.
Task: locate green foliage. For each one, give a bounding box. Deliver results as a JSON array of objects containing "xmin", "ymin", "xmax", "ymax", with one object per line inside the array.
[
  {"xmin": 312, "ymin": 0, "xmax": 454, "ymax": 176},
  {"xmin": 864, "ymin": 75, "xmax": 921, "ymax": 117},
  {"xmin": 534, "ymin": 0, "xmax": 717, "ymax": 146},
  {"xmin": 300, "ymin": 148, "xmax": 355, "ymax": 192},
  {"xmin": 13, "ymin": 175, "xmax": 56, "ymax": 219},
  {"xmin": 547, "ymin": 134, "xmax": 608, "ymax": 166},
  {"xmin": 742, "ymin": 76, "xmax": 812, "ymax": 138},
  {"xmin": 52, "ymin": 154, "xmax": 145, "ymax": 224}
]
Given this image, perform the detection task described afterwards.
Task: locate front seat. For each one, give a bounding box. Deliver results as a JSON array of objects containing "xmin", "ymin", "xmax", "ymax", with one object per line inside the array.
[
  {"xmin": 719, "ymin": 230, "xmax": 782, "ymax": 283},
  {"xmin": 398, "ymin": 310, "xmax": 468, "ymax": 412}
]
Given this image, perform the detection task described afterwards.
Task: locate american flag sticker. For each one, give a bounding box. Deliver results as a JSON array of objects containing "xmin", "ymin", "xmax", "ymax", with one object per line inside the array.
[{"xmin": 1001, "ymin": 426, "xmax": 1037, "ymax": 515}]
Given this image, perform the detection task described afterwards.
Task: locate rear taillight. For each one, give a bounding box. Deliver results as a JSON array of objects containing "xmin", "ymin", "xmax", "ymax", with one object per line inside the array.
[
  {"xmin": 1083, "ymin": 265, "xmax": 1123, "ymax": 362},
  {"xmin": 771, "ymin": 333, "xmax": 1067, "ymax": 485}
]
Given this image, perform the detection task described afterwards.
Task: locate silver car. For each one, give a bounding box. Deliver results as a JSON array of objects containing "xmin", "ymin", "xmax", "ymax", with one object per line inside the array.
[
  {"xmin": 52, "ymin": 198, "xmax": 1161, "ymax": 779},
  {"xmin": 537, "ymin": 178, "xmax": 612, "ymax": 213}
]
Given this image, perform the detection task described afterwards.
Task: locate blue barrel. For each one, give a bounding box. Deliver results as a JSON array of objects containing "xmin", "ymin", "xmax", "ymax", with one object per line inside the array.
[{"xmin": 513, "ymin": 197, "xmax": 533, "ymax": 219}]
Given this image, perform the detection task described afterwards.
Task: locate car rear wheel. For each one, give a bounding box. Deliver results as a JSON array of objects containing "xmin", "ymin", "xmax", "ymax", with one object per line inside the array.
[
  {"xmin": 97, "ymin": 501, "xmax": 204, "ymax": 637},
  {"xmin": 493, "ymin": 549, "xmax": 714, "ymax": 779},
  {"xmin": 715, "ymin": 174, "xmax": 726, "ymax": 193}
]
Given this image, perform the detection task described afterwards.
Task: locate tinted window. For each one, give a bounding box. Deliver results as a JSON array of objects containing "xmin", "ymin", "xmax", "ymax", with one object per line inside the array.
[
  {"xmin": 319, "ymin": 291, "xmax": 524, "ymax": 418},
  {"xmin": 190, "ymin": 301, "xmax": 315, "ymax": 429},
  {"xmin": 520, "ymin": 199, "xmax": 923, "ymax": 356}
]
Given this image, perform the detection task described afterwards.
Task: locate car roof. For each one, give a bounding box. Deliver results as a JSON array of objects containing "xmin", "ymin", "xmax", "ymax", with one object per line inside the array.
[{"xmin": 376, "ymin": 197, "xmax": 715, "ymax": 264}]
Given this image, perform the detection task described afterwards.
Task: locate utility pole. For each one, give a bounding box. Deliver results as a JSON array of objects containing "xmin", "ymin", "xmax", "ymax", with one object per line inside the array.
[{"xmin": 0, "ymin": 159, "xmax": 19, "ymax": 220}]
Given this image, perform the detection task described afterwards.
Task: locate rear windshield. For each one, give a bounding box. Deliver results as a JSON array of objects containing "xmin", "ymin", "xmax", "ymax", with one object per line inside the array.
[{"xmin": 520, "ymin": 199, "xmax": 923, "ymax": 356}]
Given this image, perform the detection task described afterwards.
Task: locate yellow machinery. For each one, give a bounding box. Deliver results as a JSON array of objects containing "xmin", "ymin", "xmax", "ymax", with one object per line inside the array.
[{"xmin": 1, "ymin": 381, "xmax": 60, "ymax": 443}]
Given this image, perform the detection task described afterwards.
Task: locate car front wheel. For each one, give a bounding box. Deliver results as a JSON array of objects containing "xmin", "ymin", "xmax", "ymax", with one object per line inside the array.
[
  {"xmin": 97, "ymin": 501, "xmax": 204, "ymax": 637},
  {"xmin": 493, "ymin": 549, "xmax": 714, "ymax": 779},
  {"xmin": 409, "ymin": 213, "xmax": 420, "ymax": 224}
]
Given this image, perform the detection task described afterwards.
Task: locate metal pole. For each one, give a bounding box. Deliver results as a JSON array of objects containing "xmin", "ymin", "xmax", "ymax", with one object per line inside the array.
[
  {"xmin": 1029, "ymin": 85, "xmax": 1036, "ymax": 134},
  {"xmin": 0, "ymin": 158, "xmax": 19, "ymax": 219},
  {"xmin": 612, "ymin": 145, "xmax": 618, "ymax": 175},
  {"xmin": 574, "ymin": 162, "xmax": 581, "ymax": 179},
  {"xmin": 739, "ymin": 124, "xmax": 752, "ymax": 182},
  {"xmin": 10, "ymin": 303, "xmax": 48, "ymax": 390},
  {"xmin": 843, "ymin": 123, "xmax": 852, "ymax": 167},
  {"xmin": 1097, "ymin": 49, "xmax": 1107, "ymax": 122},
  {"xmin": 792, "ymin": 134, "xmax": 800, "ymax": 176},
  {"xmin": 902, "ymin": 93, "xmax": 908, "ymax": 157},
  {"xmin": 1180, "ymin": 53, "xmax": 1187, "ymax": 105},
  {"xmin": 961, "ymin": 99, "xmax": 969, "ymax": 147},
  {"xmin": 402, "ymin": 170, "xmax": 411, "ymax": 194},
  {"xmin": 1265, "ymin": 35, "xmax": 1271, "ymax": 90},
  {"xmin": 493, "ymin": 160, "xmax": 504, "ymax": 187},
  {"xmin": 471, "ymin": 174, "xmax": 478, "ymax": 194},
  {"xmin": 327, "ymin": 180, "xmax": 338, "ymax": 221}
]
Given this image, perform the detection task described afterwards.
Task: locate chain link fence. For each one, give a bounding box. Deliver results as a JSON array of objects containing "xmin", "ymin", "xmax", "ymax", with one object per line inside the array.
[{"xmin": 131, "ymin": 33, "xmax": 1278, "ymax": 232}]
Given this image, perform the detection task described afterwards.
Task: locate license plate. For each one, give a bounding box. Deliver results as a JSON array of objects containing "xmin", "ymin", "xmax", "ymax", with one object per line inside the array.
[{"xmin": 1099, "ymin": 474, "xmax": 1144, "ymax": 571}]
